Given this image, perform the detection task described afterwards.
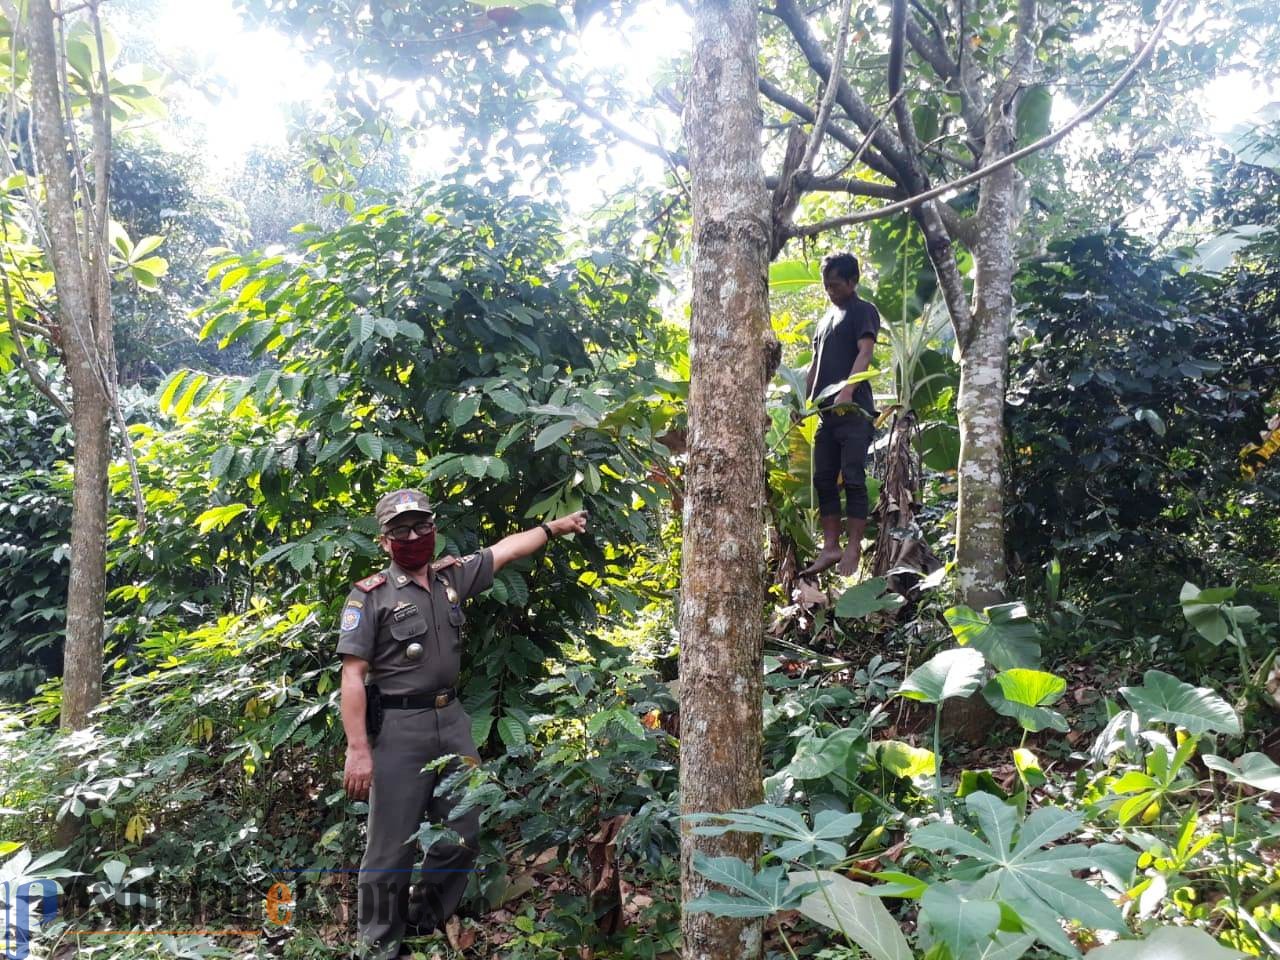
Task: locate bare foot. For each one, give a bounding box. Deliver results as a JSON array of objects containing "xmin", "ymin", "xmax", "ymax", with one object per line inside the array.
[
  {"xmin": 800, "ymin": 546, "xmax": 842, "ymax": 577},
  {"xmin": 837, "ymin": 544, "xmax": 862, "ymax": 577}
]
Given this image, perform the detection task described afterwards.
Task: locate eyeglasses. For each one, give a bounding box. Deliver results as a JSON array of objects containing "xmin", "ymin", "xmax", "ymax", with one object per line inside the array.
[{"xmin": 384, "ymin": 520, "xmax": 436, "ymax": 541}]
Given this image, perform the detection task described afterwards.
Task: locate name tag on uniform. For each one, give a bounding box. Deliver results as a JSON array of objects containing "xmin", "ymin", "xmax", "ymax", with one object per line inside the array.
[{"xmin": 392, "ymin": 602, "xmax": 419, "ymax": 623}]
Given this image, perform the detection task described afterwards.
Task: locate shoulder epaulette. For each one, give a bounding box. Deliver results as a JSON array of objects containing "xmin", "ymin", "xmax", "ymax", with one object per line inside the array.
[
  {"xmin": 432, "ymin": 555, "xmax": 459, "ymax": 572},
  {"xmin": 354, "ymin": 572, "xmax": 387, "ymax": 592}
]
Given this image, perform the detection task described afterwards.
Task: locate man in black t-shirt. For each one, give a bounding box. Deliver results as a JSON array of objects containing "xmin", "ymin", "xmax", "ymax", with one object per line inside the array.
[{"xmin": 800, "ymin": 252, "xmax": 880, "ymax": 576}]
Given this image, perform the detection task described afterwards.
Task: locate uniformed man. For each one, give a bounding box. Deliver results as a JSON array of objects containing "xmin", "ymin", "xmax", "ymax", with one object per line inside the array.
[{"xmin": 337, "ymin": 488, "xmax": 588, "ymax": 959}]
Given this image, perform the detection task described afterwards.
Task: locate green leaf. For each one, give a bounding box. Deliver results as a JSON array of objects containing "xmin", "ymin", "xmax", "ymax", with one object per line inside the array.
[
  {"xmin": 945, "ymin": 603, "xmax": 1041, "ymax": 671},
  {"xmin": 1016, "ymin": 85, "xmax": 1052, "ymax": 143},
  {"xmin": 1119, "ymin": 669, "xmax": 1240, "ymax": 736},
  {"xmin": 194, "ymin": 503, "xmax": 249, "ymax": 534},
  {"xmin": 789, "ymin": 870, "xmax": 912, "ymax": 960},
  {"xmin": 1203, "ymin": 752, "xmax": 1280, "ymax": 792},
  {"xmin": 355, "ymin": 433, "xmax": 383, "ymax": 462},
  {"xmin": 785, "ymin": 728, "xmax": 864, "ymax": 780},
  {"xmin": 873, "ymin": 740, "xmax": 937, "ymax": 778},
  {"xmin": 533, "ymin": 420, "xmax": 575, "ymax": 450},
  {"xmin": 921, "ymin": 883, "xmax": 1001, "ymax": 958},
  {"xmin": 451, "ymin": 395, "xmax": 481, "ymax": 428},
  {"xmin": 497, "ymin": 716, "xmax": 526, "ymax": 750},
  {"xmin": 689, "ymin": 804, "xmax": 860, "ymax": 864},
  {"xmin": 1086, "ymin": 926, "xmax": 1246, "ymax": 960},
  {"xmin": 157, "ymin": 369, "xmax": 189, "ymax": 413},
  {"xmin": 488, "ymin": 389, "xmax": 527, "ymax": 414},
  {"xmin": 897, "ymin": 648, "xmax": 985, "ymax": 705},
  {"xmin": 982, "ymin": 669, "xmax": 1069, "ymax": 733},
  {"xmin": 210, "ymin": 445, "xmax": 235, "ymax": 479},
  {"xmin": 768, "ymin": 259, "xmax": 822, "ymax": 291},
  {"xmin": 834, "ymin": 578, "xmax": 905, "ymax": 619},
  {"xmin": 688, "ymin": 854, "xmax": 812, "ymax": 918}
]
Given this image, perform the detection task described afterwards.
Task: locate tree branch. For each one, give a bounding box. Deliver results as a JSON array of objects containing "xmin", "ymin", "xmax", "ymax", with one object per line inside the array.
[
  {"xmin": 773, "ymin": 0, "xmax": 914, "ymax": 180},
  {"xmin": 758, "ymin": 77, "xmax": 900, "ymax": 182},
  {"xmin": 765, "ymin": 173, "xmax": 900, "ymax": 198},
  {"xmin": 4, "ymin": 277, "xmax": 71, "ymax": 419},
  {"xmin": 786, "ymin": 0, "xmax": 1184, "ymax": 238},
  {"xmin": 795, "ymin": 0, "xmax": 854, "ymax": 176},
  {"xmin": 531, "ymin": 58, "xmax": 687, "ymax": 169}
]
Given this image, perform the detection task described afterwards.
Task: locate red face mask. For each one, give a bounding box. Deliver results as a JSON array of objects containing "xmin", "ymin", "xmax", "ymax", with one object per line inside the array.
[{"xmin": 389, "ymin": 532, "xmax": 435, "ymax": 571}]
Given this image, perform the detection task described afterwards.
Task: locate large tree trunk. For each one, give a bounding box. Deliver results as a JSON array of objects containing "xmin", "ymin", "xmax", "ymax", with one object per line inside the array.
[
  {"xmin": 679, "ymin": 1, "xmax": 770, "ymax": 957},
  {"xmin": 954, "ymin": 228, "xmax": 1015, "ymax": 610},
  {"xmin": 27, "ymin": 0, "xmax": 112, "ymax": 729}
]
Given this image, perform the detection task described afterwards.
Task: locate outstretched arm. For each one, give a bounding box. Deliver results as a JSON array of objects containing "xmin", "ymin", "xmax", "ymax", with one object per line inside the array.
[{"xmin": 490, "ymin": 510, "xmax": 589, "ymax": 573}]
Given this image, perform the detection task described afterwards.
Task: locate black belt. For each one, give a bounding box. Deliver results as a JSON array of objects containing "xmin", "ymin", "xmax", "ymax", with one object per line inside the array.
[{"xmin": 380, "ymin": 687, "xmax": 458, "ymax": 710}]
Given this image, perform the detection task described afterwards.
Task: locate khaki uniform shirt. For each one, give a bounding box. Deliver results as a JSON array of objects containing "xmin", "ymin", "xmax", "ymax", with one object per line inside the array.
[{"xmin": 335, "ymin": 550, "xmax": 495, "ymax": 695}]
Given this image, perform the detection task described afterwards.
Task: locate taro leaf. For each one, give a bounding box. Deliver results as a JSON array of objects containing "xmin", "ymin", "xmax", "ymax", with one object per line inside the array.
[
  {"xmin": 983, "ymin": 669, "xmax": 1069, "ymax": 733},
  {"xmin": 785, "ymin": 728, "xmax": 864, "ymax": 780},
  {"xmin": 688, "ymin": 803, "xmax": 861, "ymax": 865},
  {"xmin": 1203, "ymin": 752, "xmax": 1280, "ymax": 792},
  {"xmin": 687, "ymin": 854, "xmax": 816, "ymax": 918},
  {"xmin": 911, "ymin": 792, "xmax": 1132, "ymax": 955},
  {"xmin": 1119, "ymin": 670, "xmax": 1240, "ymax": 736},
  {"xmin": 946, "ymin": 603, "xmax": 1041, "ymax": 671},
  {"xmin": 835, "ymin": 577, "xmax": 906, "ymax": 619},
  {"xmin": 1179, "ymin": 582, "xmax": 1257, "ymax": 647},
  {"xmin": 1086, "ymin": 925, "xmax": 1246, "ymax": 959},
  {"xmin": 873, "ymin": 740, "xmax": 937, "ymax": 778},
  {"xmin": 1180, "ymin": 581, "xmax": 1233, "ymax": 644},
  {"xmin": 920, "ymin": 882, "xmax": 1001, "ymax": 958},
  {"xmin": 788, "ymin": 870, "xmax": 912, "ymax": 960},
  {"xmin": 897, "ymin": 647, "xmax": 985, "ymax": 705}
]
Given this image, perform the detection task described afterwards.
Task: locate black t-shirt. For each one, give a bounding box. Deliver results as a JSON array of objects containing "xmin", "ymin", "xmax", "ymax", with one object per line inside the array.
[{"xmin": 809, "ymin": 296, "xmax": 880, "ymax": 413}]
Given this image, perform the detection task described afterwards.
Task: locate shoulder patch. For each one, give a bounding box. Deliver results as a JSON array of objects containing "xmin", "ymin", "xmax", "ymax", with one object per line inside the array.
[
  {"xmin": 432, "ymin": 555, "xmax": 459, "ymax": 572},
  {"xmin": 354, "ymin": 572, "xmax": 387, "ymax": 593},
  {"xmin": 340, "ymin": 607, "xmax": 363, "ymax": 632}
]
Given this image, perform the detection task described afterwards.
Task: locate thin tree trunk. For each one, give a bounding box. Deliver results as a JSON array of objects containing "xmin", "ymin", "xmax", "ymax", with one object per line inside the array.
[
  {"xmin": 680, "ymin": 0, "xmax": 770, "ymax": 957},
  {"xmin": 952, "ymin": 0, "xmax": 1035, "ymax": 609},
  {"xmin": 26, "ymin": 0, "xmax": 111, "ymax": 730}
]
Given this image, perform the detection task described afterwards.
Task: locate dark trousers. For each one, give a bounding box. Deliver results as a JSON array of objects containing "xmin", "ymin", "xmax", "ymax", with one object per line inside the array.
[
  {"xmin": 813, "ymin": 412, "xmax": 874, "ymax": 519},
  {"xmin": 356, "ymin": 701, "xmax": 481, "ymax": 959}
]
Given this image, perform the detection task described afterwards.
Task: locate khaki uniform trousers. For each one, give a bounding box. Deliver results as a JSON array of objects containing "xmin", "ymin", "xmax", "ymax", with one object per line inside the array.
[{"xmin": 356, "ymin": 700, "xmax": 480, "ymax": 959}]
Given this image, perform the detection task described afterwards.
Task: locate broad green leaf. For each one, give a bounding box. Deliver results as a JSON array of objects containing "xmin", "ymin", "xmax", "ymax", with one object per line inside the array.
[
  {"xmin": 983, "ymin": 670, "xmax": 1069, "ymax": 733},
  {"xmin": 768, "ymin": 259, "xmax": 822, "ymax": 290},
  {"xmin": 921, "ymin": 883, "xmax": 1001, "ymax": 957},
  {"xmin": 689, "ymin": 804, "xmax": 860, "ymax": 864},
  {"xmin": 451, "ymin": 395, "xmax": 481, "ymax": 428},
  {"xmin": 355, "ymin": 433, "xmax": 383, "ymax": 462},
  {"xmin": 497, "ymin": 716, "xmax": 526, "ymax": 750},
  {"xmin": 1119, "ymin": 670, "xmax": 1240, "ymax": 736},
  {"xmin": 687, "ymin": 855, "xmax": 814, "ymax": 918},
  {"xmin": 1203, "ymin": 752, "xmax": 1280, "ymax": 792},
  {"xmin": 897, "ymin": 648, "xmax": 985, "ymax": 704},
  {"xmin": 789, "ymin": 870, "xmax": 912, "ymax": 960},
  {"xmin": 1016, "ymin": 85, "xmax": 1052, "ymax": 142},
  {"xmin": 533, "ymin": 420, "xmax": 574, "ymax": 451},
  {"xmin": 945, "ymin": 603, "xmax": 1041, "ymax": 671},
  {"xmin": 1012, "ymin": 748, "xmax": 1046, "ymax": 790},
  {"xmin": 872, "ymin": 740, "xmax": 937, "ymax": 778},
  {"xmin": 834, "ymin": 578, "xmax": 905, "ymax": 619},
  {"xmin": 785, "ymin": 728, "xmax": 864, "ymax": 780},
  {"xmin": 488, "ymin": 389, "xmax": 527, "ymax": 414},
  {"xmin": 194, "ymin": 503, "xmax": 249, "ymax": 534},
  {"xmin": 1084, "ymin": 924, "xmax": 1245, "ymax": 959}
]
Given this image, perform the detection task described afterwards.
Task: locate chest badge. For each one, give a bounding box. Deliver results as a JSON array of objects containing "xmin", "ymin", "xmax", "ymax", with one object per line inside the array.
[
  {"xmin": 405, "ymin": 642, "xmax": 424, "ymax": 660},
  {"xmin": 445, "ymin": 585, "xmax": 459, "ymax": 605},
  {"xmin": 392, "ymin": 602, "xmax": 419, "ymax": 623}
]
